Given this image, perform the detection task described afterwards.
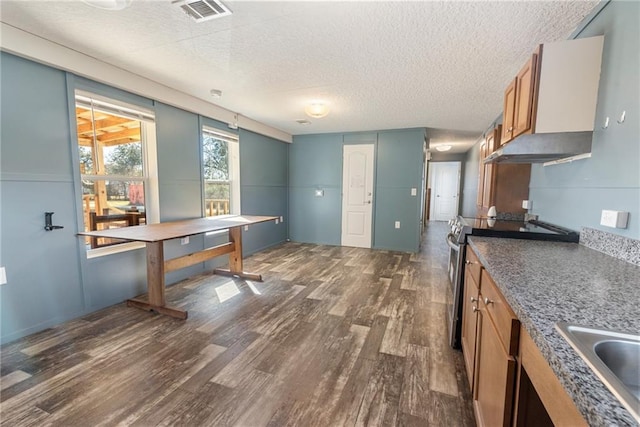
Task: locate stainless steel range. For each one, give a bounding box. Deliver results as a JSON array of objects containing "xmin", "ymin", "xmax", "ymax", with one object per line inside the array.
[{"xmin": 446, "ymin": 216, "xmax": 579, "ymax": 348}]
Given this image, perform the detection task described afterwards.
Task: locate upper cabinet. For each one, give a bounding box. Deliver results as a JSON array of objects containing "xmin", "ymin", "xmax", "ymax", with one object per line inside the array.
[
  {"xmin": 502, "ymin": 51, "xmax": 539, "ymax": 144},
  {"xmin": 500, "ymin": 36, "xmax": 604, "ymax": 145}
]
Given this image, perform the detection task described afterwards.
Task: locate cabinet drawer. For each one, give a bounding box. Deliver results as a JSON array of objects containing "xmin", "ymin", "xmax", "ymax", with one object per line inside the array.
[
  {"xmin": 466, "ymin": 246, "xmax": 482, "ymax": 285},
  {"xmin": 480, "ymin": 269, "xmax": 520, "ymax": 356}
]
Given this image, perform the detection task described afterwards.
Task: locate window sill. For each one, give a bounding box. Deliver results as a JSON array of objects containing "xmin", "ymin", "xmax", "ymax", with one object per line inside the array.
[{"xmin": 86, "ymin": 241, "xmax": 146, "ymax": 259}]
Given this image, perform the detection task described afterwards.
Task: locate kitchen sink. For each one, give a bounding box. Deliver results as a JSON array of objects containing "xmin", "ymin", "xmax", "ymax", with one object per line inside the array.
[{"xmin": 556, "ymin": 322, "xmax": 640, "ymax": 423}]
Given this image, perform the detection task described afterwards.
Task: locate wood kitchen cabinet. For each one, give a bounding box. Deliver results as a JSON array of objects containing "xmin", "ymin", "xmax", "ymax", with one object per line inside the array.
[
  {"xmin": 514, "ymin": 326, "xmax": 587, "ymax": 427},
  {"xmin": 476, "ymin": 125, "xmax": 531, "ymax": 217},
  {"xmin": 462, "ymin": 246, "xmax": 587, "ymax": 427},
  {"xmin": 502, "ymin": 52, "xmax": 539, "ymax": 145},
  {"xmin": 500, "ymin": 36, "xmax": 604, "ymax": 145},
  {"xmin": 461, "ymin": 247, "xmax": 482, "ymax": 392},
  {"xmin": 473, "ymin": 269, "xmax": 519, "ymax": 427}
]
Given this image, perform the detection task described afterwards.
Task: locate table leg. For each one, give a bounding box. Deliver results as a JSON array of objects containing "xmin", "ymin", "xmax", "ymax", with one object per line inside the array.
[
  {"xmin": 214, "ymin": 225, "xmax": 263, "ymax": 281},
  {"xmin": 126, "ymin": 241, "xmax": 188, "ymax": 319}
]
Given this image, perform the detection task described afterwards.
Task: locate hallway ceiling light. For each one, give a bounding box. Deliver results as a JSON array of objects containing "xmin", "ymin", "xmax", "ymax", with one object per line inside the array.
[
  {"xmin": 435, "ymin": 145, "xmax": 452, "ymax": 152},
  {"xmin": 305, "ymin": 102, "xmax": 330, "ymax": 119},
  {"xmin": 81, "ymin": 0, "xmax": 132, "ymax": 10}
]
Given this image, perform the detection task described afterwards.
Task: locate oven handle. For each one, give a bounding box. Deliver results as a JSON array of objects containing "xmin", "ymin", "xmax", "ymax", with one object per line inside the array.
[{"xmin": 446, "ymin": 233, "xmax": 460, "ymax": 252}]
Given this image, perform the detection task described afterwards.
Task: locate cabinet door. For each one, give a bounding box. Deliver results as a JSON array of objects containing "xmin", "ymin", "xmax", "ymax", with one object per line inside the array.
[
  {"xmin": 461, "ymin": 268, "xmax": 480, "ymax": 391},
  {"xmin": 513, "ymin": 54, "xmax": 538, "ymax": 139},
  {"xmin": 502, "ymin": 79, "xmax": 517, "ymax": 144},
  {"xmin": 476, "ymin": 140, "xmax": 487, "ymax": 210},
  {"xmin": 474, "ymin": 302, "xmax": 517, "ymax": 427},
  {"xmin": 482, "ymin": 161, "xmax": 494, "ymax": 210}
]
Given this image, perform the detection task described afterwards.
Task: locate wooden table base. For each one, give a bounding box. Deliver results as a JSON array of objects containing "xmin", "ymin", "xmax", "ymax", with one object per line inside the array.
[
  {"xmin": 213, "ymin": 268, "xmax": 263, "ymax": 282},
  {"xmin": 126, "ymin": 298, "xmax": 188, "ymax": 320}
]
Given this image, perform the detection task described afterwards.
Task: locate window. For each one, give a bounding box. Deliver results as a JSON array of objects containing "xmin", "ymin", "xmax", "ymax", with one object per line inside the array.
[
  {"xmin": 202, "ymin": 126, "xmax": 240, "ymax": 217},
  {"xmin": 75, "ymin": 91, "xmax": 158, "ymax": 253}
]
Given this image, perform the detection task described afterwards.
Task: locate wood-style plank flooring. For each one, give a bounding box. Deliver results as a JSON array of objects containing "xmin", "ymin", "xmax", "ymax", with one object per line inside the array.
[{"xmin": 0, "ymin": 222, "xmax": 475, "ymax": 426}]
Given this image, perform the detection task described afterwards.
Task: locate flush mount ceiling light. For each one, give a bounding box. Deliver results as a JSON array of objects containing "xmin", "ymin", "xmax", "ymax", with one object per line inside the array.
[
  {"xmin": 436, "ymin": 145, "xmax": 452, "ymax": 152},
  {"xmin": 304, "ymin": 102, "xmax": 330, "ymax": 119},
  {"xmin": 210, "ymin": 89, "xmax": 222, "ymax": 98},
  {"xmin": 81, "ymin": 0, "xmax": 132, "ymax": 10},
  {"xmin": 296, "ymin": 119, "xmax": 311, "ymax": 125}
]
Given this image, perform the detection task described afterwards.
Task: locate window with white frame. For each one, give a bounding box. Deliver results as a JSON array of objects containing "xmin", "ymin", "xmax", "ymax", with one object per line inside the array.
[
  {"xmin": 74, "ymin": 91, "xmax": 159, "ymax": 253},
  {"xmin": 202, "ymin": 126, "xmax": 240, "ymax": 217}
]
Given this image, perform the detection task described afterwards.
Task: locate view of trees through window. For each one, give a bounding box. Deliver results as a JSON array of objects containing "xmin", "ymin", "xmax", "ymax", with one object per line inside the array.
[
  {"xmin": 203, "ymin": 133, "xmax": 232, "ymax": 216},
  {"xmin": 76, "ymin": 97, "xmax": 151, "ymax": 248}
]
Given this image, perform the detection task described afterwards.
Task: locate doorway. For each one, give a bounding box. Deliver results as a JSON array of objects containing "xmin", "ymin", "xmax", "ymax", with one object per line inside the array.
[
  {"xmin": 341, "ymin": 144, "xmax": 375, "ymax": 248},
  {"xmin": 429, "ymin": 161, "xmax": 461, "ymax": 221}
]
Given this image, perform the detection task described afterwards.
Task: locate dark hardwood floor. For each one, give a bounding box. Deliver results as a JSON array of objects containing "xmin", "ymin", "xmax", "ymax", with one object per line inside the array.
[{"xmin": 0, "ymin": 222, "xmax": 475, "ymax": 426}]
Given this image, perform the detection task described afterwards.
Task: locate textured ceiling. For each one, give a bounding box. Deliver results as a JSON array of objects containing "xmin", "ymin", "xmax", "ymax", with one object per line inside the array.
[{"xmin": 0, "ymin": 0, "xmax": 598, "ymax": 150}]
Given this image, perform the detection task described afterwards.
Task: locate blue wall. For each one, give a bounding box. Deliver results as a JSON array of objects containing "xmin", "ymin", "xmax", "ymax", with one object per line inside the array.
[
  {"xmin": 528, "ymin": 0, "xmax": 639, "ymax": 238},
  {"xmin": 289, "ymin": 133, "xmax": 344, "ymax": 246},
  {"xmin": 289, "ymin": 129, "xmax": 424, "ymax": 252},
  {"xmin": 0, "ymin": 53, "xmax": 287, "ymax": 343},
  {"xmin": 239, "ymin": 129, "xmax": 288, "ymax": 255}
]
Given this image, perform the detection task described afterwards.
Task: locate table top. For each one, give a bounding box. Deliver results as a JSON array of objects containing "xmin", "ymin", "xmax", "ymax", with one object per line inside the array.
[{"xmin": 77, "ymin": 215, "xmax": 278, "ymax": 243}]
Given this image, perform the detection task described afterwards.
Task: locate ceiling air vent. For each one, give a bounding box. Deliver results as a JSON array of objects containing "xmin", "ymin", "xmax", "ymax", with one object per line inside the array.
[{"xmin": 173, "ymin": 0, "xmax": 232, "ymax": 22}]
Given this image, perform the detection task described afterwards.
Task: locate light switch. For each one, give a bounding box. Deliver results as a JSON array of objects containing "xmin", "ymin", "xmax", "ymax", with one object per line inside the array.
[
  {"xmin": 0, "ymin": 267, "xmax": 6, "ymax": 285},
  {"xmin": 314, "ymin": 189, "xmax": 324, "ymax": 197},
  {"xmin": 411, "ymin": 188, "xmax": 417, "ymax": 196},
  {"xmin": 522, "ymin": 200, "xmax": 532, "ymax": 209},
  {"xmin": 275, "ymin": 219, "xmax": 279, "ymax": 225},
  {"xmin": 394, "ymin": 221, "xmax": 401, "ymax": 229},
  {"xmin": 280, "ymin": 216, "xmax": 284, "ymax": 222}
]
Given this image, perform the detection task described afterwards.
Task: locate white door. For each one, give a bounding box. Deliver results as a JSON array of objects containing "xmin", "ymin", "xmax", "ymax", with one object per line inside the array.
[
  {"xmin": 430, "ymin": 162, "xmax": 461, "ymax": 221},
  {"xmin": 341, "ymin": 144, "xmax": 375, "ymax": 248}
]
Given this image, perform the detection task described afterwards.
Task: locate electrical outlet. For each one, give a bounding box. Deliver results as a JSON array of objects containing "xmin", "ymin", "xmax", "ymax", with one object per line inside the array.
[
  {"xmin": 522, "ymin": 200, "xmax": 532, "ymax": 209},
  {"xmin": 411, "ymin": 188, "xmax": 417, "ymax": 196},
  {"xmin": 244, "ymin": 225, "xmax": 249, "ymax": 231},
  {"xmin": 394, "ymin": 221, "xmax": 400, "ymax": 229},
  {"xmin": 275, "ymin": 219, "xmax": 279, "ymax": 225},
  {"xmin": 600, "ymin": 210, "xmax": 629, "ymax": 228},
  {"xmin": 180, "ymin": 236, "xmax": 189, "ymax": 245},
  {"xmin": 0, "ymin": 267, "xmax": 6, "ymax": 285},
  {"xmin": 280, "ymin": 216, "xmax": 284, "ymax": 222},
  {"xmin": 314, "ymin": 189, "xmax": 324, "ymax": 197}
]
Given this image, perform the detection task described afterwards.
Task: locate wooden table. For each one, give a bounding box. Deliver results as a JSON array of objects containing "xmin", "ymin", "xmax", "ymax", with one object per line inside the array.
[{"xmin": 78, "ymin": 215, "xmax": 278, "ymax": 319}]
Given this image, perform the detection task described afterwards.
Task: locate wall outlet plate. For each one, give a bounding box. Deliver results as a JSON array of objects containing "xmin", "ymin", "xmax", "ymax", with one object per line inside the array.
[
  {"xmin": 522, "ymin": 200, "xmax": 532, "ymax": 209},
  {"xmin": 600, "ymin": 210, "xmax": 629, "ymax": 228},
  {"xmin": 314, "ymin": 189, "xmax": 324, "ymax": 197},
  {"xmin": 0, "ymin": 267, "xmax": 6, "ymax": 285},
  {"xmin": 244, "ymin": 225, "xmax": 249, "ymax": 231},
  {"xmin": 411, "ymin": 188, "xmax": 417, "ymax": 196},
  {"xmin": 180, "ymin": 236, "xmax": 189, "ymax": 245},
  {"xmin": 394, "ymin": 221, "xmax": 400, "ymax": 229},
  {"xmin": 280, "ymin": 216, "xmax": 284, "ymax": 222},
  {"xmin": 275, "ymin": 219, "xmax": 279, "ymax": 225}
]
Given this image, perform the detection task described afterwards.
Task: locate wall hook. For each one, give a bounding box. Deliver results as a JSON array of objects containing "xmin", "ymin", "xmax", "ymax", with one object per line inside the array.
[
  {"xmin": 44, "ymin": 212, "xmax": 64, "ymax": 231},
  {"xmin": 601, "ymin": 117, "xmax": 609, "ymax": 129},
  {"xmin": 617, "ymin": 110, "xmax": 626, "ymax": 124}
]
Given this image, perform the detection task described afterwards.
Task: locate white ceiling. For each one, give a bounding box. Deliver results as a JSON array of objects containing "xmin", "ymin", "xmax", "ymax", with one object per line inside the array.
[{"xmin": 0, "ymin": 0, "xmax": 599, "ymax": 151}]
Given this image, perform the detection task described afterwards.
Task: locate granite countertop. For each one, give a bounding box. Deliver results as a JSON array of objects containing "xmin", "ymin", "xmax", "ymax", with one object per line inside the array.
[{"xmin": 467, "ymin": 236, "xmax": 640, "ymax": 427}]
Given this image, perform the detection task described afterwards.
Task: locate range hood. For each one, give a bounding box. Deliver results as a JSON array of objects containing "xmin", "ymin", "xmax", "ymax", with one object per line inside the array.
[{"xmin": 484, "ymin": 131, "xmax": 593, "ymax": 164}]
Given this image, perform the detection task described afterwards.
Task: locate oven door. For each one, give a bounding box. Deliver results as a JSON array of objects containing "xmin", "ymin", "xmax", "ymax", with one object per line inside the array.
[
  {"xmin": 446, "ymin": 232, "xmax": 465, "ymax": 348},
  {"xmin": 446, "ymin": 232, "xmax": 460, "ymax": 285}
]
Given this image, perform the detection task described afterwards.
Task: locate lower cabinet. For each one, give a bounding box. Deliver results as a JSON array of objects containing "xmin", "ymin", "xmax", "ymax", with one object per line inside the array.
[
  {"xmin": 474, "ymin": 300, "xmax": 517, "ymax": 427},
  {"xmin": 461, "ymin": 268, "xmax": 480, "ymax": 392},
  {"xmin": 462, "ymin": 246, "xmax": 587, "ymax": 427}
]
